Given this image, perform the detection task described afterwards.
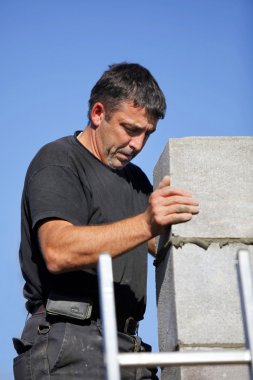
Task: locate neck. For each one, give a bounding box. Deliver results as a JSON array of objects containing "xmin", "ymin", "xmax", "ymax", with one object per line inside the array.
[{"xmin": 77, "ymin": 124, "xmax": 101, "ymax": 161}]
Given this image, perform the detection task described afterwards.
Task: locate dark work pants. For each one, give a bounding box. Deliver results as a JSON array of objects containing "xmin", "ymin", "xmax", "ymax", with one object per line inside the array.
[{"xmin": 13, "ymin": 312, "xmax": 158, "ymax": 380}]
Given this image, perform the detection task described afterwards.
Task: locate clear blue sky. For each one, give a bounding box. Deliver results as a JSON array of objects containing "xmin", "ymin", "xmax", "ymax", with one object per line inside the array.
[{"xmin": 1, "ymin": 0, "xmax": 252, "ymax": 378}]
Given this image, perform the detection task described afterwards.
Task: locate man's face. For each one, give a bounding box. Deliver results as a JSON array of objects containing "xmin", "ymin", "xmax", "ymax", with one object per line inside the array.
[{"xmin": 92, "ymin": 101, "xmax": 157, "ymax": 169}]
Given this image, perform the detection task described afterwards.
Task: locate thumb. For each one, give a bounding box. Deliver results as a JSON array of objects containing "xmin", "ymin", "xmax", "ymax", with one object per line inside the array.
[{"xmin": 158, "ymin": 175, "xmax": 170, "ymax": 189}]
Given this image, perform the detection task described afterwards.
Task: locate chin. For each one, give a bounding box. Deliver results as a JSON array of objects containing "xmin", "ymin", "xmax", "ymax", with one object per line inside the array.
[{"xmin": 108, "ymin": 158, "xmax": 128, "ymax": 170}]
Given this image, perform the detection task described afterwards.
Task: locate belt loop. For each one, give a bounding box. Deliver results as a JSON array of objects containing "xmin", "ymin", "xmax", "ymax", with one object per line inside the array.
[
  {"xmin": 38, "ymin": 321, "xmax": 50, "ymax": 335},
  {"xmin": 124, "ymin": 317, "xmax": 139, "ymax": 335}
]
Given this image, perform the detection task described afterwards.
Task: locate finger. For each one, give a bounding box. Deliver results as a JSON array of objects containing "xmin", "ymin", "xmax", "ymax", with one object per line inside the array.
[
  {"xmin": 152, "ymin": 211, "xmax": 194, "ymax": 226},
  {"xmin": 159, "ymin": 195, "xmax": 199, "ymax": 207},
  {"xmin": 167, "ymin": 213, "xmax": 194, "ymax": 224},
  {"xmin": 158, "ymin": 186, "xmax": 193, "ymax": 198},
  {"xmin": 175, "ymin": 205, "xmax": 200, "ymax": 215},
  {"xmin": 158, "ymin": 175, "xmax": 170, "ymax": 189},
  {"xmin": 158, "ymin": 204, "xmax": 199, "ymax": 216}
]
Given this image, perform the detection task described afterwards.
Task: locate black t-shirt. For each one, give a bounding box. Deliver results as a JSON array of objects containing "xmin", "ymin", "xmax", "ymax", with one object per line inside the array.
[{"xmin": 20, "ymin": 132, "xmax": 152, "ymax": 321}]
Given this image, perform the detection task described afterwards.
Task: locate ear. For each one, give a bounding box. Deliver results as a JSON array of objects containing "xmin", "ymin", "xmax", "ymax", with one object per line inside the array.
[{"xmin": 90, "ymin": 102, "xmax": 105, "ymax": 127}]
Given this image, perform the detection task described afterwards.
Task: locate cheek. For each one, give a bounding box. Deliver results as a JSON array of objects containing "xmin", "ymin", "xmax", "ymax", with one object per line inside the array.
[
  {"xmin": 114, "ymin": 129, "xmax": 131, "ymax": 147},
  {"xmin": 100, "ymin": 124, "xmax": 130, "ymax": 152}
]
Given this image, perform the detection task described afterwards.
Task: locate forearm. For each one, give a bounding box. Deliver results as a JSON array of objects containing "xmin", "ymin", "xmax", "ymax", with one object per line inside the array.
[
  {"xmin": 39, "ymin": 175, "xmax": 200, "ymax": 273},
  {"xmin": 39, "ymin": 214, "xmax": 152, "ymax": 273}
]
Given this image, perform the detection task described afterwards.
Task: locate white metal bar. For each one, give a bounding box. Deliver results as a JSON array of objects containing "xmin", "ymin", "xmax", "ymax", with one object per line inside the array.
[
  {"xmin": 118, "ymin": 350, "xmax": 251, "ymax": 368},
  {"xmin": 98, "ymin": 253, "xmax": 121, "ymax": 380},
  {"xmin": 238, "ymin": 249, "xmax": 253, "ymax": 379},
  {"xmin": 98, "ymin": 251, "xmax": 253, "ymax": 380}
]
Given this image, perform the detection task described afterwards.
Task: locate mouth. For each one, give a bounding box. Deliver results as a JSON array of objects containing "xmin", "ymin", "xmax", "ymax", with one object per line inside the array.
[
  {"xmin": 107, "ymin": 149, "xmax": 136, "ymax": 169},
  {"xmin": 118, "ymin": 152, "xmax": 132, "ymax": 158},
  {"xmin": 116, "ymin": 149, "xmax": 135, "ymax": 160},
  {"xmin": 116, "ymin": 153, "xmax": 133, "ymax": 164}
]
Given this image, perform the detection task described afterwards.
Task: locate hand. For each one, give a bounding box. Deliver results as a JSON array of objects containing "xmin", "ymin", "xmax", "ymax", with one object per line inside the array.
[{"xmin": 144, "ymin": 176, "xmax": 199, "ymax": 236}]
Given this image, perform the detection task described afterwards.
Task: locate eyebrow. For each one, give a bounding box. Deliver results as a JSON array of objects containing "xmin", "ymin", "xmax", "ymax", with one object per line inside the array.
[{"xmin": 121, "ymin": 122, "xmax": 156, "ymax": 134}]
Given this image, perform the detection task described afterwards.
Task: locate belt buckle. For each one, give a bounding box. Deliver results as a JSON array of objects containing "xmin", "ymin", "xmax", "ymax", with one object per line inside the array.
[{"xmin": 124, "ymin": 317, "xmax": 138, "ymax": 335}]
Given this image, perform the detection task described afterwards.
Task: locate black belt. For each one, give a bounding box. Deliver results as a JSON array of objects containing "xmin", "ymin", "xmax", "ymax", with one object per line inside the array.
[{"xmin": 33, "ymin": 304, "xmax": 139, "ymax": 335}]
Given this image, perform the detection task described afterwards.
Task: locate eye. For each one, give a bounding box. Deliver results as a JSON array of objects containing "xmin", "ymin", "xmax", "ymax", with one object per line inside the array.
[
  {"xmin": 121, "ymin": 123, "xmax": 156, "ymax": 138},
  {"xmin": 121, "ymin": 124, "xmax": 140, "ymax": 136}
]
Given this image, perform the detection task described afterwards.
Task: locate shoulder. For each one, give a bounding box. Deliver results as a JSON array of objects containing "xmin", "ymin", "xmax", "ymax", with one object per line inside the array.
[
  {"xmin": 33, "ymin": 135, "xmax": 74, "ymax": 165},
  {"xmin": 28, "ymin": 134, "xmax": 80, "ymax": 170},
  {"xmin": 24, "ymin": 134, "xmax": 80, "ymax": 183}
]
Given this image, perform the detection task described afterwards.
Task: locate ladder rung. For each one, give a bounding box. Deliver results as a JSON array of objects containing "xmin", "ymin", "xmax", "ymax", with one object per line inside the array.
[{"xmin": 118, "ymin": 350, "xmax": 251, "ymax": 368}]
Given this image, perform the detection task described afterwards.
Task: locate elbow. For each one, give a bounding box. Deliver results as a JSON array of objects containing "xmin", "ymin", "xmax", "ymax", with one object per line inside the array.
[
  {"xmin": 42, "ymin": 247, "xmax": 65, "ymax": 274},
  {"xmin": 42, "ymin": 246, "xmax": 97, "ymax": 273},
  {"xmin": 47, "ymin": 262, "xmax": 63, "ymax": 275}
]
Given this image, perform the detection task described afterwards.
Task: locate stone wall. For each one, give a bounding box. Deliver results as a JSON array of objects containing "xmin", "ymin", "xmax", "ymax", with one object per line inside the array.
[{"xmin": 154, "ymin": 137, "xmax": 253, "ymax": 380}]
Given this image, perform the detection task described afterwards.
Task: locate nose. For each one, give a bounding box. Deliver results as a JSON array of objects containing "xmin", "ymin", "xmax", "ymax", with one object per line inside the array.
[{"xmin": 129, "ymin": 134, "xmax": 147, "ymax": 152}]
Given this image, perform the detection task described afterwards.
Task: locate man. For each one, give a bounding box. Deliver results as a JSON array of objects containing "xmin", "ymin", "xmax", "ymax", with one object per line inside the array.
[{"xmin": 13, "ymin": 63, "xmax": 199, "ymax": 379}]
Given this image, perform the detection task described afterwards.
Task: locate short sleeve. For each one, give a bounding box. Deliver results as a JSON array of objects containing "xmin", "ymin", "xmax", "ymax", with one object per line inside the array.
[{"xmin": 26, "ymin": 165, "xmax": 90, "ymax": 229}]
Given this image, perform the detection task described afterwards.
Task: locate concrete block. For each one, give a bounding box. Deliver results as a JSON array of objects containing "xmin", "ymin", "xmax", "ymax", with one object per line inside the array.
[
  {"xmin": 156, "ymin": 243, "xmax": 253, "ymax": 380},
  {"xmin": 154, "ymin": 137, "xmax": 253, "ymax": 238},
  {"xmin": 161, "ymin": 347, "xmax": 250, "ymax": 380},
  {"xmin": 156, "ymin": 236, "xmax": 177, "ymax": 353},
  {"xmin": 154, "ymin": 137, "xmax": 253, "ymax": 380},
  {"xmin": 173, "ymin": 244, "xmax": 253, "ymax": 345},
  {"xmin": 180, "ymin": 348, "xmax": 249, "ymax": 380}
]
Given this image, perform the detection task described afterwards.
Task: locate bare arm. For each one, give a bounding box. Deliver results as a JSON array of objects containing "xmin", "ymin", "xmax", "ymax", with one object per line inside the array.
[
  {"xmin": 39, "ymin": 214, "xmax": 152, "ymax": 273},
  {"xmin": 39, "ymin": 176, "xmax": 199, "ymax": 273}
]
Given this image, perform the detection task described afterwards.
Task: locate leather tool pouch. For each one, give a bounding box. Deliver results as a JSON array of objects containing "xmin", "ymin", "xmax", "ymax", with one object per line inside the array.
[{"xmin": 46, "ymin": 292, "xmax": 93, "ymax": 321}]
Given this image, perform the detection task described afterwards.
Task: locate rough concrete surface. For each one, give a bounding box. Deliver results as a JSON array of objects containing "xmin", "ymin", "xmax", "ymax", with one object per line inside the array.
[
  {"xmin": 156, "ymin": 243, "xmax": 253, "ymax": 379},
  {"xmin": 154, "ymin": 137, "xmax": 253, "ymax": 380},
  {"xmin": 173, "ymin": 244, "xmax": 253, "ymax": 345},
  {"xmin": 180, "ymin": 348, "xmax": 249, "ymax": 380},
  {"xmin": 154, "ymin": 137, "xmax": 253, "ymax": 238},
  {"xmin": 156, "ymin": 237, "xmax": 177, "ymax": 353},
  {"xmin": 180, "ymin": 364, "xmax": 249, "ymax": 380}
]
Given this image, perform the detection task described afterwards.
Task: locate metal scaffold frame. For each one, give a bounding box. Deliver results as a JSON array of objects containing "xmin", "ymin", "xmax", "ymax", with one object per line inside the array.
[{"xmin": 98, "ymin": 249, "xmax": 253, "ymax": 380}]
